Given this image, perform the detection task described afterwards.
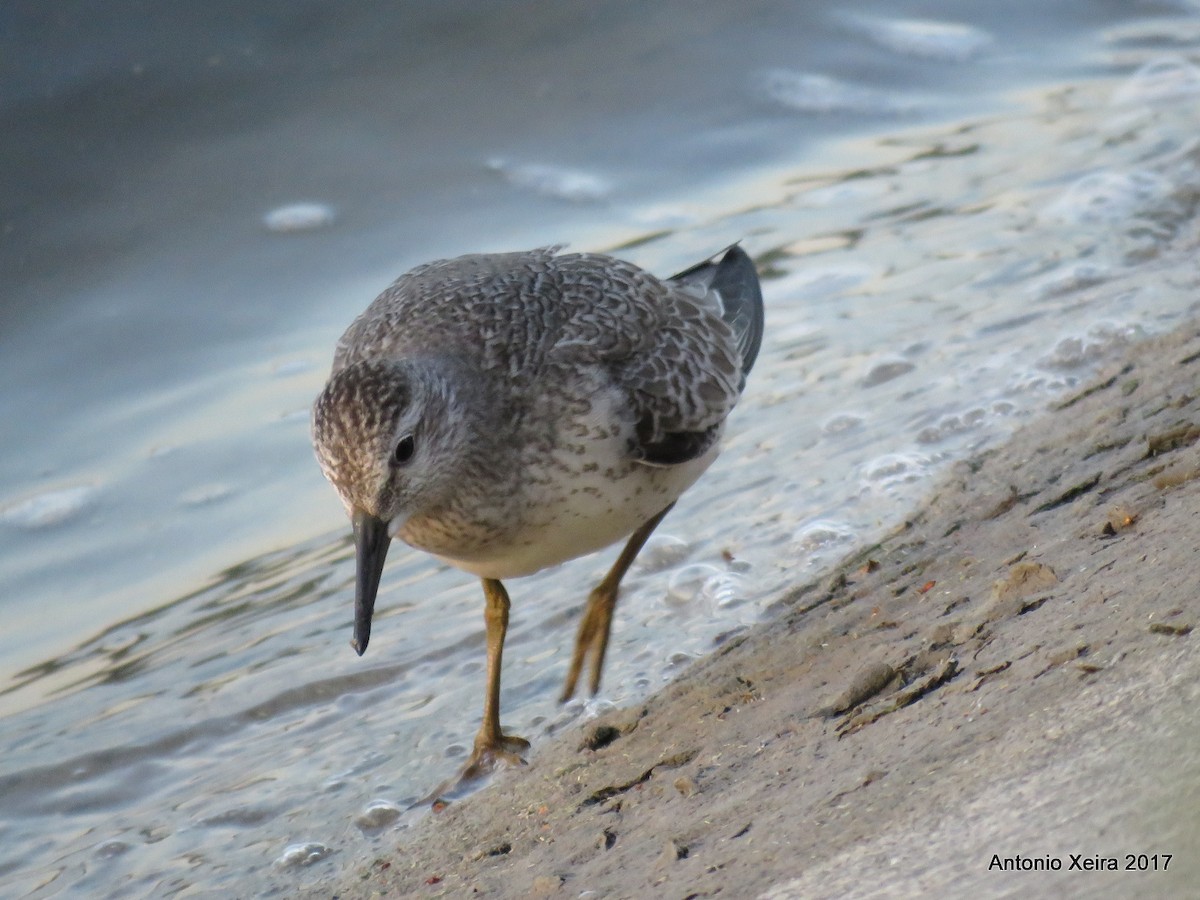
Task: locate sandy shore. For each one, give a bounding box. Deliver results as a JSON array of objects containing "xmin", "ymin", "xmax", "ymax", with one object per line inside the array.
[{"xmin": 301, "ymin": 319, "xmax": 1200, "ymax": 899}]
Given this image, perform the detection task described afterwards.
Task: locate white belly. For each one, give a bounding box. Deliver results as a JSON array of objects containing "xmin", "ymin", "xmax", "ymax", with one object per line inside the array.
[
  {"xmin": 401, "ymin": 377, "xmax": 722, "ymax": 580},
  {"xmin": 441, "ymin": 446, "xmax": 716, "ymax": 579}
]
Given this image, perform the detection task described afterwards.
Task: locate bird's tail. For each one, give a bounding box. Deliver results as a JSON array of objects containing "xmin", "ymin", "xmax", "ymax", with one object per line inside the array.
[{"xmin": 669, "ymin": 245, "xmax": 765, "ymax": 382}]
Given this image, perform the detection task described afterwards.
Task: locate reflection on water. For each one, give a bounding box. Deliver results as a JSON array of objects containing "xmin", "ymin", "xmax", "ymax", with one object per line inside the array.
[
  {"xmin": 5, "ymin": 1, "xmax": 1200, "ymax": 895},
  {"xmin": 4, "ymin": 535, "xmax": 350, "ymax": 704}
]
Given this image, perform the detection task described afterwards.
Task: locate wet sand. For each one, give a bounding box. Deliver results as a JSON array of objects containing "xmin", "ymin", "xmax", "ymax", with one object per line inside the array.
[{"xmin": 299, "ymin": 318, "xmax": 1200, "ymax": 898}]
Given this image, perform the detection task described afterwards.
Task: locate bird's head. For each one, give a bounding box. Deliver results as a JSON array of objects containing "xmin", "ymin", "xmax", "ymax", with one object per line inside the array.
[{"xmin": 311, "ymin": 358, "xmax": 471, "ymax": 655}]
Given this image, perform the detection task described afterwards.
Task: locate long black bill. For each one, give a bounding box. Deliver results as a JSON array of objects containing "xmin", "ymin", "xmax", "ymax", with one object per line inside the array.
[{"xmin": 351, "ymin": 508, "xmax": 391, "ymax": 656}]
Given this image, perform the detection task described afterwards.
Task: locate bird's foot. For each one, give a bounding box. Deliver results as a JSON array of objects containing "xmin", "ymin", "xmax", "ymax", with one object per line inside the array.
[
  {"xmin": 461, "ymin": 731, "xmax": 530, "ymax": 781},
  {"xmin": 425, "ymin": 731, "xmax": 530, "ymax": 807}
]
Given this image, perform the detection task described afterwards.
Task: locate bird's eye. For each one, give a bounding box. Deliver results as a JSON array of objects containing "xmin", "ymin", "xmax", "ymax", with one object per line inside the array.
[{"xmin": 392, "ymin": 434, "xmax": 416, "ymax": 466}]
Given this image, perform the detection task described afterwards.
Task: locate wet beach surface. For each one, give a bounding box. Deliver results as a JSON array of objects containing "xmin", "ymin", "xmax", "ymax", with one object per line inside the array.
[
  {"xmin": 4, "ymin": 2, "xmax": 1200, "ymax": 895},
  {"xmin": 321, "ymin": 315, "xmax": 1200, "ymax": 899}
]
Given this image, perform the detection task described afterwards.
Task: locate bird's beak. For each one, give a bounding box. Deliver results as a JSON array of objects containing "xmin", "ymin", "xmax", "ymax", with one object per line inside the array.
[{"xmin": 351, "ymin": 508, "xmax": 391, "ymax": 656}]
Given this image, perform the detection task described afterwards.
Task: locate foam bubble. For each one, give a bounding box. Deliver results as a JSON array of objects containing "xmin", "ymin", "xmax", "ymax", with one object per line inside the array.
[
  {"xmin": 276, "ymin": 842, "xmax": 332, "ymax": 868},
  {"xmin": 262, "ymin": 203, "xmax": 336, "ymax": 233},
  {"xmin": 1, "ymin": 485, "xmax": 96, "ymax": 528},
  {"xmin": 664, "ymin": 650, "xmax": 698, "ymax": 673},
  {"xmin": 700, "ymin": 571, "xmax": 748, "ymax": 610},
  {"xmin": 850, "ymin": 16, "xmax": 993, "ymax": 62},
  {"xmin": 354, "ymin": 800, "xmax": 402, "ymax": 831},
  {"xmin": 915, "ymin": 409, "xmax": 986, "ymax": 445},
  {"xmin": 791, "ymin": 520, "xmax": 856, "ymax": 555},
  {"xmin": 665, "ymin": 564, "xmax": 723, "ymax": 606},
  {"xmin": 1039, "ymin": 323, "xmax": 1142, "ymax": 369},
  {"xmin": 1044, "ymin": 170, "xmax": 1173, "ymax": 225},
  {"xmin": 861, "ymin": 452, "xmax": 932, "ymax": 491},
  {"xmin": 580, "ymin": 697, "xmax": 617, "ymax": 719},
  {"xmin": 486, "ymin": 158, "xmax": 610, "ymax": 202},
  {"xmin": 757, "ymin": 69, "xmax": 916, "ymax": 115},
  {"xmin": 636, "ymin": 534, "xmax": 692, "ymax": 573},
  {"xmin": 1112, "ymin": 56, "xmax": 1200, "ymax": 106}
]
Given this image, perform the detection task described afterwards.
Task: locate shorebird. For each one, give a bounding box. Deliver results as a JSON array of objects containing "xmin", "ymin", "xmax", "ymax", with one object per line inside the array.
[{"xmin": 312, "ymin": 245, "xmax": 763, "ymax": 781}]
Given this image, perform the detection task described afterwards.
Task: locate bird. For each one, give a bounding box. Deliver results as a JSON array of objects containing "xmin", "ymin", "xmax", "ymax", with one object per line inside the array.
[{"xmin": 311, "ymin": 244, "xmax": 764, "ymax": 783}]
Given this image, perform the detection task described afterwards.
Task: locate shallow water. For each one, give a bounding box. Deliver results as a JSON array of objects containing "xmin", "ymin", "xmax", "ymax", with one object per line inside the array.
[{"xmin": 4, "ymin": 1, "xmax": 1200, "ymax": 895}]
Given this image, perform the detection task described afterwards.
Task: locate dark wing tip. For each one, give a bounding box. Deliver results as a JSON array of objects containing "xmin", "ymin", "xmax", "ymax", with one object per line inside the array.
[
  {"xmin": 711, "ymin": 245, "xmax": 765, "ymax": 379},
  {"xmin": 669, "ymin": 244, "xmax": 765, "ymax": 380}
]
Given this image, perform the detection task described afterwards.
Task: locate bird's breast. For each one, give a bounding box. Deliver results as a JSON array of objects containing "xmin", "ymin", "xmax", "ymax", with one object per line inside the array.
[
  {"xmin": 428, "ymin": 449, "xmax": 715, "ymax": 579},
  {"xmin": 400, "ymin": 385, "xmax": 719, "ymax": 580}
]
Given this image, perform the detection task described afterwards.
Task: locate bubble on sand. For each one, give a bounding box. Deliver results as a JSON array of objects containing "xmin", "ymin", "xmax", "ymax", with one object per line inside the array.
[
  {"xmin": 636, "ymin": 534, "xmax": 692, "ymax": 573},
  {"xmin": 701, "ymin": 571, "xmax": 748, "ymax": 610},
  {"xmin": 355, "ymin": 800, "xmax": 402, "ymax": 831},
  {"xmin": 1, "ymin": 485, "xmax": 96, "ymax": 528},
  {"xmin": 791, "ymin": 520, "xmax": 856, "ymax": 555},
  {"xmin": 665, "ymin": 564, "xmax": 723, "ymax": 606},
  {"xmin": 1039, "ymin": 323, "xmax": 1143, "ymax": 369},
  {"xmin": 262, "ymin": 203, "xmax": 336, "ymax": 233},
  {"xmin": 915, "ymin": 408, "xmax": 986, "ymax": 445},
  {"xmin": 861, "ymin": 452, "xmax": 932, "ymax": 492},
  {"xmin": 276, "ymin": 842, "xmax": 332, "ymax": 868},
  {"xmin": 664, "ymin": 650, "xmax": 699, "ymax": 673},
  {"xmin": 580, "ymin": 697, "xmax": 617, "ymax": 719}
]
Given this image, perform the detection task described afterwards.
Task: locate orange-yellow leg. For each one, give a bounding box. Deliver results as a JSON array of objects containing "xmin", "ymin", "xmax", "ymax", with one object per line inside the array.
[
  {"xmin": 457, "ymin": 577, "xmax": 530, "ymax": 781},
  {"xmin": 561, "ymin": 504, "xmax": 674, "ymax": 702}
]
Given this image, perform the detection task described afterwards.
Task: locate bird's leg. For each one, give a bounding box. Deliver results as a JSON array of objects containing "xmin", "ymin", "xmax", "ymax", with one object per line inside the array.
[
  {"xmin": 458, "ymin": 578, "xmax": 530, "ymax": 781},
  {"xmin": 561, "ymin": 503, "xmax": 674, "ymax": 702}
]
